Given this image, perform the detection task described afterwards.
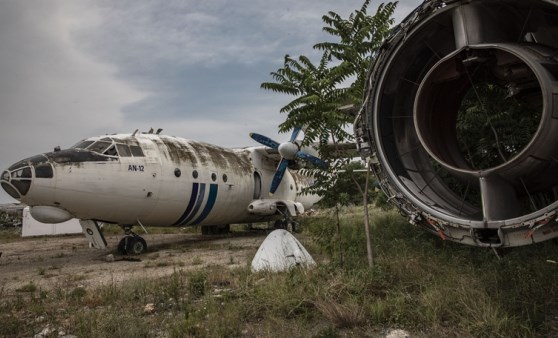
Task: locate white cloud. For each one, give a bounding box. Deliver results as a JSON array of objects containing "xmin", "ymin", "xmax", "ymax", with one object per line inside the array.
[
  {"xmin": 0, "ymin": 0, "xmax": 423, "ymax": 203},
  {"xmin": 0, "ymin": 1, "xmax": 145, "ymax": 202}
]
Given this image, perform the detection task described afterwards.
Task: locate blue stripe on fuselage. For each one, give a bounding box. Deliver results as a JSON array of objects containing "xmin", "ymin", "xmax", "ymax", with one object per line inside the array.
[
  {"xmin": 181, "ymin": 183, "xmax": 206, "ymax": 225},
  {"xmin": 191, "ymin": 184, "xmax": 218, "ymax": 225},
  {"xmin": 173, "ymin": 182, "xmax": 199, "ymax": 226}
]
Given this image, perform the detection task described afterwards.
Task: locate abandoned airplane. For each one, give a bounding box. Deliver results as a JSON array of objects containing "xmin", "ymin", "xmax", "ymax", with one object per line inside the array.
[{"xmin": 0, "ymin": 128, "xmax": 325, "ymax": 254}]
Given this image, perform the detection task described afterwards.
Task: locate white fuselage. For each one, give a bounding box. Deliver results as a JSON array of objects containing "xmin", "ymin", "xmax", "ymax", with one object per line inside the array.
[{"xmin": 1, "ymin": 133, "xmax": 320, "ymax": 226}]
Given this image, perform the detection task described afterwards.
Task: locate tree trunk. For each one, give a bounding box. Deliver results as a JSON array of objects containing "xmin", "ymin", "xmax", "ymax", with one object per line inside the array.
[
  {"xmin": 335, "ymin": 203, "xmax": 344, "ymax": 266},
  {"xmin": 363, "ymin": 158, "xmax": 374, "ymax": 267}
]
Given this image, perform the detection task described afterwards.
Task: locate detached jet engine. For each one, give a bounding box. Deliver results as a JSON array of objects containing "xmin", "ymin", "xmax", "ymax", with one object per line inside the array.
[{"xmin": 355, "ymin": 0, "xmax": 558, "ymax": 247}]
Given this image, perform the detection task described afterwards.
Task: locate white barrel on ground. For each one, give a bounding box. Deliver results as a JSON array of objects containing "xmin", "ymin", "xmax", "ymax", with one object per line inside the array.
[{"xmin": 251, "ymin": 229, "xmax": 316, "ymax": 272}]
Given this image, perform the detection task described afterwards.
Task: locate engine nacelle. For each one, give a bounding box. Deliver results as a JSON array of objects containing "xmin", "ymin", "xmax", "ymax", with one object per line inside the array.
[
  {"xmin": 248, "ymin": 200, "xmax": 278, "ymax": 215},
  {"xmin": 356, "ymin": 0, "xmax": 558, "ymax": 247},
  {"xmin": 247, "ymin": 199, "xmax": 305, "ymax": 217},
  {"xmin": 30, "ymin": 206, "xmax": 74, "ymax": 224}
]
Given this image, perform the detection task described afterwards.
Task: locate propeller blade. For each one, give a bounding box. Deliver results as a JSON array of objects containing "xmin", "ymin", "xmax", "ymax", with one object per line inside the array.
[
  {"xmin": 296, "ymin": 151, "xmax": 328, "ymax": 168},
  {"xmin": 270, "ymin": 158, "xmax": 290, "ymax": 195},
  {"xmin": 249, "ymin": 133, "xmax": 280, "ymax": 149},
  {"xmin": 289, "ymin": 127, "xmax": 302, "ymax": 142}
]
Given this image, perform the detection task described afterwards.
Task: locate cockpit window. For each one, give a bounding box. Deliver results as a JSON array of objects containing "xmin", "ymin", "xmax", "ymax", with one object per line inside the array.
[
  {"xmin": 13, "ymin": 167, "xmax": 32, "ymax": 179},
  {"xmin": 116, "ymin": 144, "xmax": 132, "ymax": 157},
  {"xmin": 8, "ymin": 160, "xmax": 27, "ymax": 171},
  {"xmin": 36, "ymin": 164, "xmax": 54, "ymax": 178},
  {"xmin": 72, "ymin": 140, "xmax": 95, "ymax": 149},
  {"xmin": 104, "ymin": 145, "xmax": 118, "ymax": 157},
  {"xmin": 70, "ymin": 138, "xmax": 143, "ymax": 158},
  {"xmin": 1, "ymin": 182, "xmax": 19, "ymax": 199},
  {"xmin": 130, "ymin": 146, "xmax": 145, "ymax": 157},
  {"xmin": 88, "ymin": 141, "xmax": 112, "ymax": 154},
  {"xmin": 11, "ymin": 180, "xmax": 31, "ymax": 195}
]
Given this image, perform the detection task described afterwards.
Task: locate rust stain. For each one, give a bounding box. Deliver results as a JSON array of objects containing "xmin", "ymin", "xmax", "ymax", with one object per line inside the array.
[
  {"xmin": 159, "ymin": 136, "xmax": 252, "ymax": 175},
  {"xmin": 160, "ymin": 136, "xmax": 200, "ymax": 167}
]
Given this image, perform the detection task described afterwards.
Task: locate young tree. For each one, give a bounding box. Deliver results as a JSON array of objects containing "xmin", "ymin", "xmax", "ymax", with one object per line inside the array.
[
  {"xmin": 315, "ymin": 0, "xmax": 397, "ymax": 103},
  {"xmin": 261, "ymin": 0, "xmax": 397, "ymax": 267}
]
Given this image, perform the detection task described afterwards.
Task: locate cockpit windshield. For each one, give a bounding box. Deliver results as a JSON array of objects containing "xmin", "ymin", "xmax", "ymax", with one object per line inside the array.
[
  {"xmin": 70, "ymin": 138, "xmax": 145, "ymax": 157},
  {"xmin": 88, "ymin": 141, "xmax": 112, "ymax": 154},
  {"xmin": 71, "ymin": 140, "xmax": 95, "ymax": 149}
]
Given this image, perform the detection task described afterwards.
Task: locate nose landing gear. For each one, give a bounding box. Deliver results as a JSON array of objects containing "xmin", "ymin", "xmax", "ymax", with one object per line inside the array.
[
  {"xmin": 273, "ymin": 218, "xmax": 301, "ymax": 233},
  {"xmin": 117, "ymin": 226, "xmax": 147, "ymax": 255}
]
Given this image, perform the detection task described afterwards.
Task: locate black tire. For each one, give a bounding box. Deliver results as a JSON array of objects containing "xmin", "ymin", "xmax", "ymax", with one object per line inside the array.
[
  {"xmin": 117, "ymin": 237, "xmax": 128, "ymax": 254},
  {"xmin": 218, "ymin": 224, "xmax": 230, "ymax": 234},
  {"xmin": 125, "ymin": 236, "xmax": 147, "ymax": 255},
  {"xmin": 274, "ymin": 220, "xmax": 286, "ymax": 230}
]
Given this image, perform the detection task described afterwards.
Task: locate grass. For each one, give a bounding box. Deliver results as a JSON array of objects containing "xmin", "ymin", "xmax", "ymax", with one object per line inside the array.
[
  {"xmin": 0, "ymin": 227, "xmax": 24, "ymax": 243},
  {"xmin": 100, "ymin": 224, "xmax": 196, "ymax": 235},
  {"xmin": 15, "ymin": 282, "xmax": 37, "ymax": 293},
  {"xmin": 1, "ymin": 206, "xmax": 558, "ymax": 337}
]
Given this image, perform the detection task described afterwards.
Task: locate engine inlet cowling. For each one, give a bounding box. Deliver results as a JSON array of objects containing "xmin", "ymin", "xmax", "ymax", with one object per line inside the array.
[{"xmin": 356, "ymin": 0, "xmax": 558, "ymax": 247}]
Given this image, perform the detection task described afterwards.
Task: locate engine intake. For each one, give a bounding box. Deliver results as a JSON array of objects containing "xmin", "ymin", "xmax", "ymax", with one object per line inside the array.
[{"xmin": 356, "ymin": 0, "xmax": 558, "ymax": 247}]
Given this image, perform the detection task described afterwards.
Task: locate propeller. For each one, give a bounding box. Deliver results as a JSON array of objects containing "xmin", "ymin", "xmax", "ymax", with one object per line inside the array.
[{"xmin": 250, "ymin": 127, "xmax": 327, "ymax": 195}]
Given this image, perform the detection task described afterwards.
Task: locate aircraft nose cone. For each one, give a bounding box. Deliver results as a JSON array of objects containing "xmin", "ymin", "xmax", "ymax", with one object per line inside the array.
[
  {"xmin": 1, "ymin": 161, "xmax": 34, "ymax": 200},
  {"xmin": 1, "ymin": 169, "xmax": 20, "ymax": 200}
]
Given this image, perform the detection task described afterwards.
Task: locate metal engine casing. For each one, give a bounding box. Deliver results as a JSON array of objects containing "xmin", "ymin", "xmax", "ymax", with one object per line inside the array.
[{"xmin": 355, "ymin": 0, "xmax": 558, "ymax": 247}]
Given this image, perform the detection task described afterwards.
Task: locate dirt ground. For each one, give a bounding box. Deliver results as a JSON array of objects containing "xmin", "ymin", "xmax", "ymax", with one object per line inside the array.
[{"xmin": 0, "ymin": 230, "xmax": 269, "ymax": 295}]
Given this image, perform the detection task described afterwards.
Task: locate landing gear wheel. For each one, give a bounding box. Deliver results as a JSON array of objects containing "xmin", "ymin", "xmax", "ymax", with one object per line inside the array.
[
  {"xmin": 127, "ymin": 236, "xmax": 147, "ymax": 255},
  {"xmin": 117, "ymin": 235, "xmax": 147, "ymax": 255},
  {"xmin": 201, "ymin": 225, "xmax": 231, "ymax": 235},
  {"xmin": 291, "ymin": 222, "xmax": 302, "ymax": 233},
  {"xmin": 117, "ymin": 237, "xmax": 127, "ymax": 254},
  {"xmin": 274, "ymin": 220, "xmax": 287, "ymax": 230}
]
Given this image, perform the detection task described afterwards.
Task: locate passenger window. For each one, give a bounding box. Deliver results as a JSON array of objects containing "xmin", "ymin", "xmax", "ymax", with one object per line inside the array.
[
  {"xmin": 116, "ymin": 144, "xmax": 132, "ymax": 157},
  {"xmin": 130, "ymin": 146, "xmax": 144, "ymax": 157},
  {"xmin": 36, "ymin": 164, "xmax": 53, "ymax": 178}
]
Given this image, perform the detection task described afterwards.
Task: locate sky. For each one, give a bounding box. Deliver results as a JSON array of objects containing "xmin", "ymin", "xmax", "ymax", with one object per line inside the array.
[{"xmin": 0, "ymin": 0, "xmax": 422, "ymax": 204}]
